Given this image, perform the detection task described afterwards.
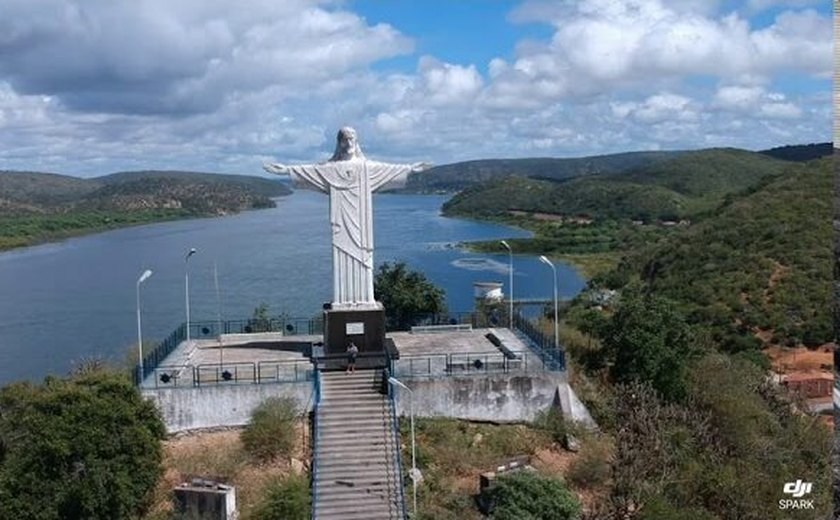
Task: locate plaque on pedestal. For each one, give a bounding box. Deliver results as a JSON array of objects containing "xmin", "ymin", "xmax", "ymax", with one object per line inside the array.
[{"xmin": 323, "ymin": 302, "xmax": 386, "ymax": 356}]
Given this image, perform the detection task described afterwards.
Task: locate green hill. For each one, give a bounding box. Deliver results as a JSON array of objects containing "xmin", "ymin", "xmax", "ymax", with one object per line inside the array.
[
  {"xmin": 612, "ymin": 157, "xmax": 832, "ymax": 349},
  {"xmin": 443, "ymin": 148, "xmax": 790, "ymax": 222},
  {"xmin": 0, "ymin": 171, "xmax": 98, "ymax": 211},
  {"xmin": 444, "ymin": 176, "xmax": 690, "ymax": 222},
  {"xmin": 0, "ymin": 170, "xmax": 291, "ymax": 250},
  {"xmin": 401, "ymin": 150, "xmax": 682, "ymax": 193},
  {"xmin": 759, "ymin": 142, "xmax": 832, "ymax": 162}
]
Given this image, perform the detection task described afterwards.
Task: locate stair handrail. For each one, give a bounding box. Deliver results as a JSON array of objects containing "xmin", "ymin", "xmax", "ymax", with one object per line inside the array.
[
  {"xmin": 311, "ymin": 369, "xmax": 322, "ymax": 520},
  {"xmin": 388, "ymin": 380, "xmax": 409, "ymax": 519}
]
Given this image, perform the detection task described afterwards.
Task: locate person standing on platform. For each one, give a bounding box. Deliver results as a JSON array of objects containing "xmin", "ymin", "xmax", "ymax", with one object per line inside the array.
[{"xmin": 346, "ymin": 341, "xmax": 359, "ymax": 374}]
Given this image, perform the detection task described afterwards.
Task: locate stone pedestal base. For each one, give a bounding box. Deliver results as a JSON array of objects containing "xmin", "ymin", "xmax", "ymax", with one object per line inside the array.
[{"xmin": 323, "ymin": 303, "xmax": 386, "ymax": 356}]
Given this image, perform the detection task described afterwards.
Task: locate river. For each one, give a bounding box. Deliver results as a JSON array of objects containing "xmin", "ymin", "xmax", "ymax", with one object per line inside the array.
[{"xmin": 0, "ymin": 192, "xmax": 585, "ymax": 384}]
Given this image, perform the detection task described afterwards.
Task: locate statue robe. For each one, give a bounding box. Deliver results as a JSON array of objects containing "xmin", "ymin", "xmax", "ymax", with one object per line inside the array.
[{"xmin": 285, "ymin": 158, "xmax": 412, "ymax": 306}]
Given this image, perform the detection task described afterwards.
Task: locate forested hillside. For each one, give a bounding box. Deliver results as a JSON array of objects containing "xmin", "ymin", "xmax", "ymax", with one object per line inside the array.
[
  {"xmin": 400, "ymin": 150, "xmax": 681, "ymax": 193},
  {"xmin": 443, "ymin": 149, "xmax": 790, "ymax": 221},
  {"xmin": 620, "ymin": 157, "xmax": 832, "ymax": 350},
  {"xmin": 0, "ymin": 170, "xmax": 290, "ymax": 249}
]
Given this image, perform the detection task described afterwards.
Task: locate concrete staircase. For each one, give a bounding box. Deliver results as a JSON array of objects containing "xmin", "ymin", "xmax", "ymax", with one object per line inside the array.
[{"xmin": 313, "ymin": 370, "xmax": 406, "ymax": 520}]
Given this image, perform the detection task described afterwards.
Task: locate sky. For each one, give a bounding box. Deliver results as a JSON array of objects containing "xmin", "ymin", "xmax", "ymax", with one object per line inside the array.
[{"xmin": 0, "ymin": 0, "xmax": 832, "ymax": 177}]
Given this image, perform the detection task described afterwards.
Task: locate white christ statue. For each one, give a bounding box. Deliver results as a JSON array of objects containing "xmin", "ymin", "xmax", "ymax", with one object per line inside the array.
[{"xmin": 264, "ymin": 127, "xmax": 430, "ymax": 308}]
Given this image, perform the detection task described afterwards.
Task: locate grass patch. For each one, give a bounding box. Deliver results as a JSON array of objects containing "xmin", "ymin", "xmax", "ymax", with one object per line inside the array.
[{"xmin": 143, "ymin": 425, "xmax": 309, "ymax": 520}]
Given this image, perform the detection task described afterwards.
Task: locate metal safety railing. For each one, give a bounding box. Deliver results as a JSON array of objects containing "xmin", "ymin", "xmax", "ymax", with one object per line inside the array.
[
  {"xmin": 511, "ymin": 310, "xmax": 565, "ymax": 371},
  {"xmin": 135, "ymin": 308, "xmax": 566, "ymax": 387},
  {"xmin": 148, "ymin": 359, "xmax": 314, "ymax": 388},
  {"xmin": 387, "ymin": 375, "xmax": 409, "ymax": 519},
  {"xmin": 311, "ymin": 370, "xmax": 322, "ymax": 520},
  {"xmin": 392, "ymin": 349, "xmax": 557, "ymax": 378}
]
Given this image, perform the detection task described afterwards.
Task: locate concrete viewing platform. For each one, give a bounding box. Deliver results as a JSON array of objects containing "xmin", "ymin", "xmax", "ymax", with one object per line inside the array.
[
  {"xmin": 141, "ymin": 325, "xmax": 552, "ymax": 388},
  {"xmin": 138, "ymin": 323, "xmax": 593, "ymax": 434}
]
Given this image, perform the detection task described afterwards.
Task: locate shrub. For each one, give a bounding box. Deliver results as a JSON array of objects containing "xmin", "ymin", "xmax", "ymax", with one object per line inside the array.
[
  {"xmin": 567, "ymin": 436, "xmax": 612, "ymax": 488},
  {"xmin": 533, "ymin": 407, "xmax": 567, "ymax": 444},
  {"xmin": 241, "ymin": 397, "xmax": 298, "ymax": 461},
  {"xmin": 487, "ymin": 471, "xmax": 581, "ymax": 520},
  {"xmin": 250, "ymin": 474, "xmax": 311, "ymax": 520}
]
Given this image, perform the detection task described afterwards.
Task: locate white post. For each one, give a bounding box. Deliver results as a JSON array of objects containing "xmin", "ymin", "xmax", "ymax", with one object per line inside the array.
[
  {"xmin": 500, "ymin": 240, "xmax": 513, "ymax": 328},
  {"xmin": 136, "ymin": 269, "xmax": 153, "ymax": 383},
  {"xmin": 214, "ymin": 262, "xmax": 224, "ymax": 366},
  {"xmin": 539, "ymin": 256, "xmax": 559, "ymax": 350},
  {"xmin": 185, "ymin": 248, "xmax": 197, "ymax": 341},
  {"xmin": 389, "ymin": 377, "xmax": 417, "ymax": 518}
]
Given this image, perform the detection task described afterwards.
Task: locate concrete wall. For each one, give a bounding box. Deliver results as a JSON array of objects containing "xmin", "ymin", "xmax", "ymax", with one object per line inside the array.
[
  {"xmin": 143, "ymin": 381, "xmax": 314, "ymax": 433},
  {"xmin": 144, "ymin": 371, "xmax": 589, "ymax": 433},
  {"xmin": 393, "ymin": 372, "xmax": 567, "ymax": 423}
]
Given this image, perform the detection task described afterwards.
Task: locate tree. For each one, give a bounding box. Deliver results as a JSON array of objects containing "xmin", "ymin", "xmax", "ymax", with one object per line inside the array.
[
  {"xmin": 601, "ymin": 291, "xmax": 697, "ymax": 401},
  {"xmin": 0, "ymin": 370, "xmax": 165, "ymax": 519},
  {"xmin": 487, "ymin": 471, "xmax": 581, "ymax": 520},
  {"xmin": 249, "ymin": 302, "xmax": 272, "ymax": 332},
  {"xmin": 374, "ymin": 261, "xmax": 447, "ymax": 330}
]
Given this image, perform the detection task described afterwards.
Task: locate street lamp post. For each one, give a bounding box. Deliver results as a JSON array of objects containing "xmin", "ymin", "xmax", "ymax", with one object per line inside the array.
[
  {"xmin": 389, "ymin": 377, "xmax": 418, "ymax": 518},
  {"xmin": 136, "ymin": 269, "xmax": 153, "ymax": 383},
  {"xmin": 539, "ymin": 256, "xmax": 559, "ymax": 351},
  {"xmin": 185, "ymin": 248, "xmax": 197, "ymax": 341},
  {"xmin": 500, "ymin": 240, "xmax": 513, "ymax": 328}
]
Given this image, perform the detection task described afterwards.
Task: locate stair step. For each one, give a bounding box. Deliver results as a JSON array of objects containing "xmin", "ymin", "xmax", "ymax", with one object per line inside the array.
[
  {"xmin": 317, "ymin": 457, "xmax": 394, "ymax": 469},
  {"xmin": 316, "ymin": 501, "xmax": 398, "ymax": 514},
  {"xmin": 316, "ymin": 506, "xmax": 399, "ymax": 520},
  {"xmin": 319, "ymin": 403, "xmax": 387, "ymax": 412},
  {"xmin": 316, "ymin": 470, "xmax": 397, "ymax": 479},
  {"xmin": 317, "ymin": 445, "xmax": 391, "ymax": 457},
  {"xmin": 317, "ymin": 417, "xmax": 390, "ymax": 428},
  {"xmin": 319, "ymin": 391, "xmax": 384, "ymax": 399},
  {"xmin": 321, "ymin": 385, "xmax": 381, "ymax": 393},
  {"xmin": 321, "ymin": 370, "xmax": 378, "ymax": 381},
  {"xmin": 318, "ymin": 423, "xmax": 390, "ymax": 433}
]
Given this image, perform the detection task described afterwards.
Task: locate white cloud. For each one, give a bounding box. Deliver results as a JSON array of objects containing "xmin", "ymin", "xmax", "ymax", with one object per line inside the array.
[
  {"xmin": 0, "ymin": 0, "xmax": 412, "ymax": 115},
  {"xmin": 487, "ymin": 0, "xmax": 831, "ymax": 109},
  {"xmin": 0, "ymin": 0, "xmax": 831, "ymax": 176},
  {"xmin": 712, "ymin": 85, "xmax": 803, "ymax": 119}
]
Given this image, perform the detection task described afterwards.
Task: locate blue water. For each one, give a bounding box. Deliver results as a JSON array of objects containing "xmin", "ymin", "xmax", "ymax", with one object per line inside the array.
[{"xmin": 0, "ymin": 192, "xmax": 585, "ymax": 384}]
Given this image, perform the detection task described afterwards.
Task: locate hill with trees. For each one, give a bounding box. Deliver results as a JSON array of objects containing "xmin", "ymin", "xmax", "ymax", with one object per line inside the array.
[
  {"xmin": 0, "ymin": 170, "xmax": 290, "ymax": 249},
  {"xmin": 759, "ymin": 142, "xmax": 832, "ymax": 162},
  {"xmin": 617, "ymin": 156, "xmax": 833, "ymax": 351},
  {"xmin": 443, "ymin": 148, "xmax": 790, "ymax": 222},
  {"xmin": 399, "ymin": 150, "xmax": 682, "ymax": 193}
]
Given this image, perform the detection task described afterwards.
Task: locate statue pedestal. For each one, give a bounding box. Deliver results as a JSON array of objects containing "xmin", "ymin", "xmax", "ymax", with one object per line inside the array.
[{"xmin": 323, "ymin": 302, "xmax": 386, "ymax": 358}]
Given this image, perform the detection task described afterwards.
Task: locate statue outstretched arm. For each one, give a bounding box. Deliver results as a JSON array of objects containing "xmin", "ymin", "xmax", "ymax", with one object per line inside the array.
[
  {"xmin": 410, "ymin": 162, "xmax": 433, "ymax": 172},
  {"xmin": 369, "ymin": 161, "xmax": 434, "ymax": 192},
  {"xmin": 263, "ymin": 162, "xmax": 288, "ymax": 175},
  {"xmin": 263, "ymin": 161, "xmax": 331, "ymax": 193}
]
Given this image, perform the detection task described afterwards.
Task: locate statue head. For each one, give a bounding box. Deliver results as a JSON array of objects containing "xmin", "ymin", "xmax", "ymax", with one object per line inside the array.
[{"xmin": 330, "ymin": 126, "xmax": 365, "ymax": 161}]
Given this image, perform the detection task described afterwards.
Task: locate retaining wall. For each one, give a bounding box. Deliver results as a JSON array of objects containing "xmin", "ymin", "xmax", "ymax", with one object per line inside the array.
[
  {"xmin": 393, "ymin": 372, "xmax": 568, "ymax": 422},
  {"xmin": 143, "ymin": 381, "xmax": 313, "ymax": 433}
]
